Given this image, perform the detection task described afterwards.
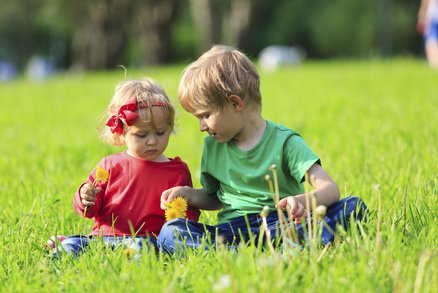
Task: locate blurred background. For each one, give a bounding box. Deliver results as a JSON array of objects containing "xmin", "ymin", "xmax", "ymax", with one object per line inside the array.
[{"xmin": 0, "ymin": 0, "xmax": 421, "ymax": 80}]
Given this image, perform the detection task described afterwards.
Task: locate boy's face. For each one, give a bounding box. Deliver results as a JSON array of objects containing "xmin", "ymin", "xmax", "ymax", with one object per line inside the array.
[{"xmin": 192, "ymin": 103, "xmax": 242, "ymax": 143}]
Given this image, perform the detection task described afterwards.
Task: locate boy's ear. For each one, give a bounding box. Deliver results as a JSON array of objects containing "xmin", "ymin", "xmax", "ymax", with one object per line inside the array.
[{"xmin": 228, "ymin": 95, "xmax": 244, "ymax": 111}]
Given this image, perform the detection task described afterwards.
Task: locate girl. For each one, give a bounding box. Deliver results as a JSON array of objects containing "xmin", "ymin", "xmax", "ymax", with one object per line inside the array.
[{"xmin": 53, "ymin": 78, "xmax": 199, "ymax": 257}]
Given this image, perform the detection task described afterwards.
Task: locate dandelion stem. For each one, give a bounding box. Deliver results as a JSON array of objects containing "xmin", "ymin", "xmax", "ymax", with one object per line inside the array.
[
  {"xmin": 374, "ymin": 184, "xmax": 382, "ymax": 250},
  {"xmin": 317, "ymin": 243, "xmax": 331, "ymax": 263},
  {"xmin": 304, "ymin": 173, "xmax": 313, "ymax": 244},
  {"xmin": 262, "ymin": 216, "xmax": 275, "ymax": 253},
  {"xmin": 414, "ymin": 249, "xmax": 433, "ymax": 293},
  {"xmin": 84, "ymin": 179, "xmax": 100, "ymax": 216}
]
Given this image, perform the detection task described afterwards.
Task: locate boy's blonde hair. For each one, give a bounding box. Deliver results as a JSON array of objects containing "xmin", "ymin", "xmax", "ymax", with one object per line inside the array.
[
  {"xmin": 178, "ymin": 45, "xmax": 261, "ymax": 113},
  {"xmin": 100, "ymin": 78, "xmax": 175, "ymax": 146}
]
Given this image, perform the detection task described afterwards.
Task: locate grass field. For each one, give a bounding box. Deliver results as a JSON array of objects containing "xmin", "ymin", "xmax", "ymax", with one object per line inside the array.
[{"xmin": 0, "ymin": 59, "xmax": 436, "ymax": 292}]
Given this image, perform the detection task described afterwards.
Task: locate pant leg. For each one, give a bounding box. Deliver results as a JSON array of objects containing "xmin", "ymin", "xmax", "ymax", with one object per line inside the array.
[
  {"xmin": 321, "ymin": 196, "xmax": 368, "ymax": 245},
  {"xmin": 119, "ymin": 236, "xmax": 158, "ymax": 253},
  {"xmin": 157, "ymin": 215, "xmax": 262, "ymax": 254},
  {"xmin": 100, "ymin": 236, "xmax": 157, "ymax": 259},
  {"xmin": 157, "ymin": 200, "xmax": 370, "ymax": 255},
  {"xmin": 217, "ymin": 214, "xmax": 264, "ymax": 245},
  {"xmin": 157, "ymin": 219, "xmax": 220, "ymax": 254},
  {"xmin": 53, "ymin": 234, "xmax": 91, "ymax": 257},
  {"xmin": 279, "ymin": 196, "xmax": 367, "ymax": 253}
]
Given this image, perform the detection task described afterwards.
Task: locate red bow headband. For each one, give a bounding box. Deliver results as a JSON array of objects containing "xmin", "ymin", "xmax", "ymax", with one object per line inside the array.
[{"xmin": 105, "ymin": 97, "xmax": 168, "ymax": 134}]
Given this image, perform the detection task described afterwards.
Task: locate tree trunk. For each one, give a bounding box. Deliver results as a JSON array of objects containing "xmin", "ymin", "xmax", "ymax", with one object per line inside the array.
[
  {"xmin": 189, "ymin": 0, "xmax": 223, "ymax": 53},
  {"xmin": 135, "ymin": 0, "xmax": 178, "ymax": 66},
  {"xmin": 188, "ymin": 0, "xmax": 251, "ymax": 53},
  {"xmin": 71, "ymin": 0, "xmax": 130, "ymax": 70},
  {"xmin": 226, "ymin": 0, "xmax": 251, "ymax": 48}
]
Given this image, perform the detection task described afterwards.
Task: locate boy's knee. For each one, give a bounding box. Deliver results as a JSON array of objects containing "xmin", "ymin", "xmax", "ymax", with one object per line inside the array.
[
  {"xmin": 342, "ymin": 196, "xmax": 368, "ymax": 220},
  {"xmin": 326, "ymin": 196, "xmax": 368, "ymax": 222},
  {"xmin": 158, "ymin": 222, "xmax": 177, "ymax": 243},
  {"xmin": 161, "ymin": 219, "xmax": 188, "ymax": 235},
  {"xmin": 157, "ymin": 219, "xmax": 187, "ymax": 254}
]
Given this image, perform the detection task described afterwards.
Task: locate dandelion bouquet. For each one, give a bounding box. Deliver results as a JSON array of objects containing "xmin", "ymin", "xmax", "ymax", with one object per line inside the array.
[
  {"xmin": 164, "ymin": 197, "xmax": 188, "ymax": 221},
  {"xmin": 83, "ymin": 166, "xmax": 109, "ymax": 216}
]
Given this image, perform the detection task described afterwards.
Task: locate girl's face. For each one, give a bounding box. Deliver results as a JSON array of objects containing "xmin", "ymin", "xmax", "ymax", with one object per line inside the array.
[{"xmin": 122, "ymin": 115, "xmax": 172, "ymax": 162}]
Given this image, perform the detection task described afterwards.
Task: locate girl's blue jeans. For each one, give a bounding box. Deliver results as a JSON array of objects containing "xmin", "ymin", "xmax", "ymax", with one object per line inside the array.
[
  {"xmin": 157, "ymin": 196, "xmax": 367, "ymax": 254},
  {"xmin": 52, "ymin": 235, "xmax": 158, "ymax": 258}
]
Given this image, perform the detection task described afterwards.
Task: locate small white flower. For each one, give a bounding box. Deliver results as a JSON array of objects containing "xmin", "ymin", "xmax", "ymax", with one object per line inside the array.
[
  {"xmin": 315, "ymin": 205, "xmax": 327, "ymax": 219},
  {"xmin": 212, "ymin": 274, "xmax": 231, "ymax": 292},
  {"xmin": 260, "ymin": 205, "xmax": 270, "ymax": 218}
]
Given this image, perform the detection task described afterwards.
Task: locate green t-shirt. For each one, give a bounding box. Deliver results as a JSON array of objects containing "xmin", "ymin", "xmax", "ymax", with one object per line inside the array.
[{"xmin": 200, "ymin": 120, "xmax": 320, "ymax": 223}]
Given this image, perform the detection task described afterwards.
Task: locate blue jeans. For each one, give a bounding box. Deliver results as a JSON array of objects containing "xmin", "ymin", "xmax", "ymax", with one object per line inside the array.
[
  {"xmin": 157, "ymin": 196, "xmax": 367, "ymax": 254},
  {"xmin": 52, "ymin": 235, "xmax": 158, "ymax": 258}
]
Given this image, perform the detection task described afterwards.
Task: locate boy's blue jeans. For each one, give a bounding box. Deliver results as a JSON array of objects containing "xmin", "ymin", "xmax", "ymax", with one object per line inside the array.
[
  {"xmin": 52, "ymin": 235, "xmax": 158, "ymax": 258},
  {"xmin": 157, "ymin": 196, "xmax": 367, "ymax": 254}
]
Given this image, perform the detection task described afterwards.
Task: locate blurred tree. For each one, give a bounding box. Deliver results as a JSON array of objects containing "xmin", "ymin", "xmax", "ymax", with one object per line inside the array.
[
  {"xmin": 307, "ymin": 0, "xmax": 379, "ymax": 57},
  {"xmin": 34, "ymin": 0, "xmax": 130, "ymax": 70},
  {"xmin": 378, "ymin": 0, "xmax": 392, "ymax": 57},
  {"xmin": 38, "ymin": 0, "xmax": 180, "ymax": 69},
  {"xmin": 243, "ymin": 0, "xmax": 311, "ymax": 56},
  {"xmin": 133, "ymin": 0, "xmax": 180, "ymax": 65},
  {"xmin": 0, "ymin": 0, "xmax": 51, "ymax": 70},
  {"xmin": 68, "ymin": 0, "xmax": 130, "ymax": 69},
  {"xmin": 188, "ymin": 0, "xmax": 252, "ymax": 53},
  {"xmin": 0, "ymin": 0, "xmax": 425, "ymax": 71},
  {"xmin": 392, "ymin": 0, "xmax": 422, "ymax": 56}
]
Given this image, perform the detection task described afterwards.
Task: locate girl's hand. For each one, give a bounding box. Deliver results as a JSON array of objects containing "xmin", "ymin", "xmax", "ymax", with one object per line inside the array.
[
  {"xmin": 276, "ymin": 196, "xmax": 307, "ymax": 224},
  {"xmin": 80, "ymin": 183, "xmax": 100, "ymax": 207},
  {"xmin": 160, "ymin": 186, "xmax": 190, "ymax": 210}
]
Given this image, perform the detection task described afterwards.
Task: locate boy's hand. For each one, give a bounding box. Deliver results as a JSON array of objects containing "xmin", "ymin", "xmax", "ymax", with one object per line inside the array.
[
  {"xmin": 80, "ymin": 183, "xmax": 100, "ymax": 207},
  {"xmin": 276, "ymin": 196, "xmax": 306, "ymax": 224},
  {"xmin": 160, "ymin": 186, "xmax": 189, "ymax": 210}
]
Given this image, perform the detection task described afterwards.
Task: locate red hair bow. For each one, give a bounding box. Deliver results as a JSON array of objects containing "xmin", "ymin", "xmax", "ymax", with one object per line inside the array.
[{"xmin": 105, "ymin": 97, "xmax": 140, "ymax": 134}]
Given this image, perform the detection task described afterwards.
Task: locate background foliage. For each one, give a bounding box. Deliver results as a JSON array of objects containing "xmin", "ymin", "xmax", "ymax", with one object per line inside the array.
[{"xmin": 0, "ymin": 0, "xmax": 423, "ymax": 71}]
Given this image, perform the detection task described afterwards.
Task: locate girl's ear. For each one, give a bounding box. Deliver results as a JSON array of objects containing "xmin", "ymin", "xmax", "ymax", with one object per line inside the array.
[
  {"xmin": 228, "ymin": 95, "xmax": 244, "ymax": 111},
  {"xmin": 117, "ymin": 134, "xmax": 126, "ymax": 145}
]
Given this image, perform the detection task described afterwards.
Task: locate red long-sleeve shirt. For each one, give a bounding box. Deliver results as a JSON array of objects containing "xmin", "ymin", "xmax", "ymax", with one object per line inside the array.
[{"xmin": 74, "ymin": 152, "xmax": 199, "ymax": 237}]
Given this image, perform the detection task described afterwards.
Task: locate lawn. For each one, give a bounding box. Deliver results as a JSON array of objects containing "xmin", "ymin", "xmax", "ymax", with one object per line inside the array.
[{"xmin": 0, "ymin": 58, "xmax": 436, "ymax": 292}]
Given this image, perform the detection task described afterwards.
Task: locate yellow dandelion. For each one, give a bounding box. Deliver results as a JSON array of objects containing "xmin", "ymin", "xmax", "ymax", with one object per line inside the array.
[
  {"xmin": 123, "ymin": 247, "xmax": 136, "ymax": 258},
  {"xmin": 42, "ymin": 243, "xmax": 51, "ymax": 252},
  {"xmin": 176, "ymin": 210, "xmax": 187, "ymax": 219},
  {"xmin": 84, "ymin": 166, "xmax": 109, "ymax": 216},
  {"xmin": 169, "ymin": 197, "xmax": 188, "ymax": 212},
  {"xmin": 95, "ymin": 166, "xmax": 109, "ymax": 184},
  {"xmin": 164, "ymin": 197, "xmax": 188, "ymax": 221},
  {"xmin": 165, "ymin": 208, "xmax": 180, "ymax": 221}
]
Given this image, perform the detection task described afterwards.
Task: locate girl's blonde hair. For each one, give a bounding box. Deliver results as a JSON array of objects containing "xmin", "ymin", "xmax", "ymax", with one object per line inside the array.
[
  {"xmin": 178, "ymin": 45, "xmax": 261, "ymax": 113},
  {"xmin": 100, "ymin": 78, "xmax": 175, "ymax": 146}
]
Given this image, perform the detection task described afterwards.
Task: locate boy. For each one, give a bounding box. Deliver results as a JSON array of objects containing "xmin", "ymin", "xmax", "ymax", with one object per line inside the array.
[{"xmin": 158, "ymin": 45, "xmax": 367, "ymax": 253}]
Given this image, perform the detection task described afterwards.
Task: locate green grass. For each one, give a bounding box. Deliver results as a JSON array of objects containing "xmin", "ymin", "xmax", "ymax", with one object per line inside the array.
[{"xmin": 0, "ymin": 59, "xmax": 436, "ymax": 292}]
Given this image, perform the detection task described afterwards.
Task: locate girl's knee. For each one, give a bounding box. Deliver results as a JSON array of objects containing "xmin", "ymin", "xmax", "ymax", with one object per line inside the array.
[{"xmin": 55, "ymin": 236, "xmax": 89, "ymax": 257}]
